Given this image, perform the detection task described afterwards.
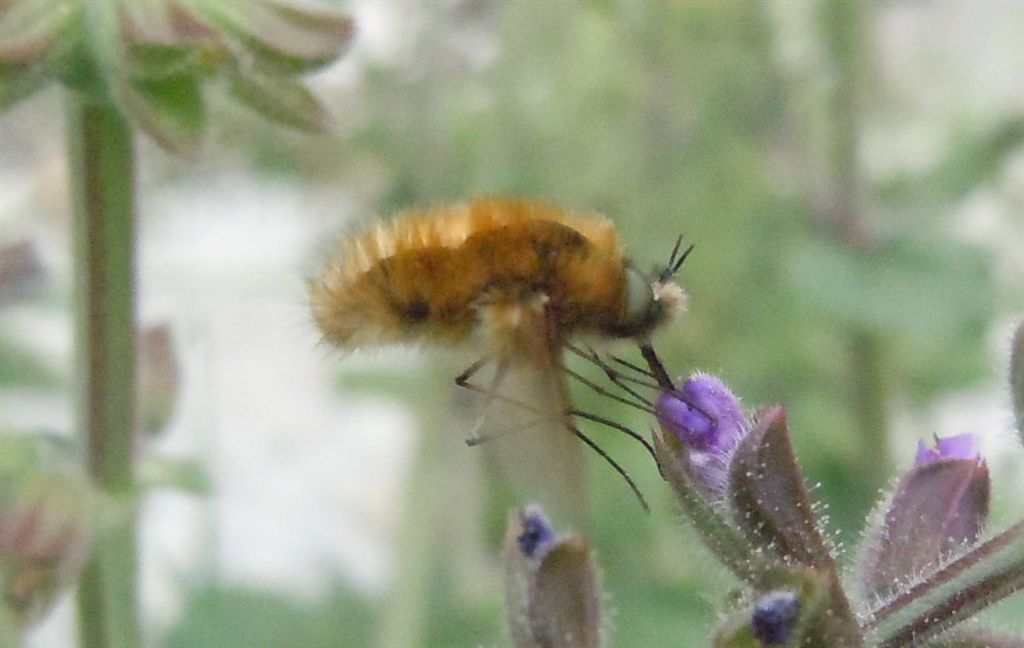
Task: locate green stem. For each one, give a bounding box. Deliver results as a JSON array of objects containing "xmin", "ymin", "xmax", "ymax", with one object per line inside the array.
[
  {"xmin": 67, "ymin": 95, "xmax": 141, "ymax": 648},
  {"xmin": 849, "ymin": 330, "xmax": 890, "ymax": 494},
  {"xmin": 821, "ymin": 0, "xmax": 892, "ymax": 493}
]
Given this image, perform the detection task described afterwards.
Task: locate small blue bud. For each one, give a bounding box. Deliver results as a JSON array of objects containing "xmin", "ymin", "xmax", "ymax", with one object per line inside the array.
[
  {"xmin": 517, "ymin": 507, "xmax": 556, "ymax": 560},
  {"xmin": 751, "ymin": 590, "xmax": 801, "ymax": 645}
]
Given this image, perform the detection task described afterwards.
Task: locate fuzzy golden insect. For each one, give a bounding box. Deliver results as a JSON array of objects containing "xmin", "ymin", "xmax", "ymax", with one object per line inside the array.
[
  {"xmin": 310, "ymin": 197, "xmax": 685, "ymax": 354},
  {"xmin": 309, "ymin": 197, "xmax": 689, "ymax": 519}
]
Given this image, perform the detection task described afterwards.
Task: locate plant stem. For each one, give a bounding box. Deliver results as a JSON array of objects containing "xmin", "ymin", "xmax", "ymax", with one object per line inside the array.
[
  {"xmin": 821, "ymin": 0, "xmax": 892, "ymax": 493},
  {"xmin": 67, "ymin": 95, "xmax": 141, "ymax": 648},
  {"xmin": 849, "ymin": 330, "xmax": 890, "ymax": 495}
]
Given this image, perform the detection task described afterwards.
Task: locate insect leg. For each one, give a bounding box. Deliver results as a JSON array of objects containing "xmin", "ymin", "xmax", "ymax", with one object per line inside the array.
[
  {"xmin": 455, "ymin": 356, "xmax": 553, "ymax": 445},
  {"xmin": 569, "ymin": 424, "xmax": 650, "ymax": 513},
  {"xmin": 463, "ymin": 416, "xmax": 548, "ymax": 447},
  {"xmin": 566, "ymin": 343, "xmax": 658, "ymax": 403},
  {"xmin": 454, "ymin": 357, "xmax": 488, "ymax": 387},
  {"xmin": 567, "ymin": 409, "xmax": 656, "ymax": 461},
  {"xmin": 562, "ymin": 365, "xmax": 655, "ymax": 414}
]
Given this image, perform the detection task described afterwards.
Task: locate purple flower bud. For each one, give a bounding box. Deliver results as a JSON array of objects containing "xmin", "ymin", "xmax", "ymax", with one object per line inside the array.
[
  {"xmin": 517, "ymin": 507, "xmax": 556, "ymax": 560},
  {"xmin": 656, "ymin": 373, "xmax": 747, "ymax": 497},
  {"xmin": 751, "ymin": 590, "xmax": 801, "ymax": 645},
  {"xmin": 861, "ymin": 434, "xmax": 989, "ymax": 600},
  {"xmin": 914, "ymin": 433, "xmax": 981, "ymax": 468},
  {"xmin": 657, "ymin": 373, "xmax": 745, "ymax": 452}
]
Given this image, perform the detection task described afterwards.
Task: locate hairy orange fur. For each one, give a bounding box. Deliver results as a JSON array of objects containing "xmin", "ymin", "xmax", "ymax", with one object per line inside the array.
[{"xmin": 309, "ymin": 198, "xmax": 632, "ymax": 356}]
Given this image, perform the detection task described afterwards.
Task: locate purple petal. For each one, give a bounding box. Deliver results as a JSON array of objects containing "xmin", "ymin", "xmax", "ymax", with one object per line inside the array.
[
  {"xmin": 517, "ymin": 507, "xmax": 557, "ymax": 560},
  {"xmin": 915, "ymin": 433, "xmax": 981, "ymax": 467},
  {"xmin": 937, "ymin": 433, "xmax": 981, "ymax": 461},
  {"xmin": 656, "ymin": 373, "xmax": 746, "ymax": 453},
  {"xmin": 656, "ymin": 373, "xmax": 748, "ymax": 498}
]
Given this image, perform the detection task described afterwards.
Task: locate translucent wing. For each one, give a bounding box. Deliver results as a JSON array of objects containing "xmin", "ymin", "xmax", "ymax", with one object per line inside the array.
[{"xmin": 467, "ymin": 298, "xmax": 589, "ymax": 528}]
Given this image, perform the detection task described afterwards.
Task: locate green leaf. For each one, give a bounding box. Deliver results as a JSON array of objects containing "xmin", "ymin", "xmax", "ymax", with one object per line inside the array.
[
  {"xmin": 117, "ymin": 73, "xmax": 205, "ymax": 156},
  {"xmin": 0, "ymin": 592, "xmax": 22, "ymax": 648},
  {"xmin": 0, "ymin": 337, "xmax": 59, "ymax": 388},
  {"xmin": 880, "ymin": 118, "xmax": 1024, "ymax": 207},
  {"xmin": 927, "ymin": 628, "xmax": 1024, "ymax": 648},
  {"xmin": 787, "ymin": 236, "xmax": 993, "ymax": 348},
  {"xmin": 123, "ymin": 42, "xmax": 207, "ymax": 81},
  {"xmin": 195, "ymin": 1, "xmax": 353, "ymax": 74},
  {"xmin": 0, "ymin": 61, "xmax": 51, "ymax": 110},
  {"xmin": 0, "ymin": 1, "xmax": 79, "ymax": 110},
  {"xmin": 228, "ymin": 67, "xmax": 331, "ymax": 133},
  {"xmin": 137, "ymin": 457, "xmax": 209, "ymax": 495},
  {"xmin": 0, "ymin": 0, "xmax": 74, "ymax": 65},
  {"xmin": 163, "ymin": 585, "xmax": 376, "ymax": 648}
]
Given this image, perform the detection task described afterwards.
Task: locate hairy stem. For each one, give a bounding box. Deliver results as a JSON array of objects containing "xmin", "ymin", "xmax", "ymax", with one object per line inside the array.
[{"xmin": 866, "ymin": 521, "xmax": 1024, "ymax": 648}]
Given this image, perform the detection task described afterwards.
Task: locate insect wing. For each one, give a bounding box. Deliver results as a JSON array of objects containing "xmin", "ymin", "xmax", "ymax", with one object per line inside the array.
[
  {"xmin": 476, "ymin": 355, "xmax": 589, "ymax": 528},
  {"xmin": 468, "ymin": 297, "xmax": 590, "ymax": 527}
]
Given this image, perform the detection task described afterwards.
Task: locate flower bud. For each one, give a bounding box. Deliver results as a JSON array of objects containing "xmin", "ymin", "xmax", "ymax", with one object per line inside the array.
[
  {"xmin": 517, "ymin": 506, "xmax": 557, "ymax": 561},
  {"xmin": 656, "ymin": 373, "xmax": 747, "ymax": 497},
  {"xmin": 0, "ymin": 241, "xmax": 46, "ymax": 307},
  {"xmin": 860, "ymin": 434, "xmax": 989, "ymax": 601},
  {"xmin": 137, "ymin": 323, "xmax": 180, "ymax": 437},
  {"xmin": 751, "ymin": 590, "xmax": 801, "ymax": 645},
  {"xmin": 0, "ymin": 436, "xmax": 95, "ymax": 631},
  {"xmin": 503, "ymin": 506, "xmax": 602, "ymax": 648}
]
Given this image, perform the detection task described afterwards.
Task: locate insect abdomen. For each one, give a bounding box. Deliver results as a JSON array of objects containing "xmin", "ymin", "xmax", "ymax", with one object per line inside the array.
[{"xmin": 309, "ymin": 201, "xmax": 629, "ymax": 350}]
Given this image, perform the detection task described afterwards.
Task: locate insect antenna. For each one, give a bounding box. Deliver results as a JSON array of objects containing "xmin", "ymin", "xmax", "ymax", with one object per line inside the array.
[
  {"xmin": 659, "ymin": 234, "xmax": 695, "ymax": 282},
  {"xmin": 569, "ymin": 424, "xmax": 650, "ymax": 513}
]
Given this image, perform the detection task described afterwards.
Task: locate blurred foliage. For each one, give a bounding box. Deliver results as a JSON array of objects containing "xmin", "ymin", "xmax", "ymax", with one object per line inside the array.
[
  {"xmin": 0, "ymin": 337, "xmax": 59, "ymax": 388},
  {"xmin": 163, "ymin": 585, "xmax": 377, "ymax": 648},
  {"xmin": 0, "ymin": 0, "xmax": 354, "ymax": 154},
  {"xmin": 0, "ymin": 433, "xmax": 95, "ymax": 634}
]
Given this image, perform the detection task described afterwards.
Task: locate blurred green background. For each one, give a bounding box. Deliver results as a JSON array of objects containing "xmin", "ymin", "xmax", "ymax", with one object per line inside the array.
[{"xmin": 2, "ymin": 1, "xmax": 1022, "ymax": 646}]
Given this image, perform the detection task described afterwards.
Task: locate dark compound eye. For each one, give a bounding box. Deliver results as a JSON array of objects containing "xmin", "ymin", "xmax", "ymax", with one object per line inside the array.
[{"xmin": 620, "ymin": 266, "xmax": 657, "ymax": 332}]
